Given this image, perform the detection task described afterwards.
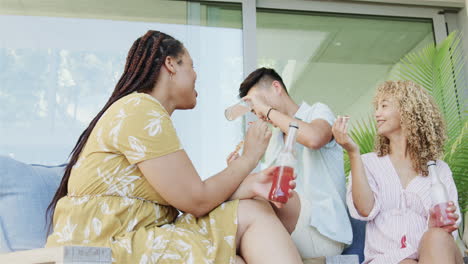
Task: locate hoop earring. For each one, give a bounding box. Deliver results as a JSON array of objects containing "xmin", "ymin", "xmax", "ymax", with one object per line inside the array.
[{"xmin": 169, "ymin": 73, "xmax": 173, "ymax": 80}]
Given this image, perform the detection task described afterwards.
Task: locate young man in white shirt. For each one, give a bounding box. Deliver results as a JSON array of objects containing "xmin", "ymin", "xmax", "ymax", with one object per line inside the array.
[{"xmin": 237, "ymin": 67, "xmax": 352, "ymax": 259}]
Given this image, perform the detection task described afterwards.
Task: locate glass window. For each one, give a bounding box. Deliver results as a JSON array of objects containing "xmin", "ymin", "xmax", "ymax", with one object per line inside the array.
[
  {"xmin": 256, "ymin": 10, "xmax": 434, "ymax": 120},
  {"xmin": 0, "ymin": 0, "xmax": 189, "ymax": 24},
  {"xmin": 0, "ymin": 1, "xmax": 243, "ymax": 179}
]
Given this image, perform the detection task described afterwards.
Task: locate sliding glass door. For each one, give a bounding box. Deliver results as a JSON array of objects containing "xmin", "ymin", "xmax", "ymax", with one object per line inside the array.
[
  {"xmin": 0, "ymin": 1, "xmax": 243, "ymax": 178},
  {"xmin": 256, "ymin": 10, "xmax": 434, "ymax": 120}
]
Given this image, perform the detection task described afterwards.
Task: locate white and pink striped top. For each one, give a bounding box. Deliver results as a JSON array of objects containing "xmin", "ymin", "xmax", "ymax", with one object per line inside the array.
[{"xmin": 347, "ymin": 152, "xmax": 461, "ymax": 264}]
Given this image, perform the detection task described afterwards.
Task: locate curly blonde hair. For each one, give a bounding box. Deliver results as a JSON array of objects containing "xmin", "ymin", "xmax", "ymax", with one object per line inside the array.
[{"xmin": 373, "ymin": 80, "xmax": 446, "ymax": 176}]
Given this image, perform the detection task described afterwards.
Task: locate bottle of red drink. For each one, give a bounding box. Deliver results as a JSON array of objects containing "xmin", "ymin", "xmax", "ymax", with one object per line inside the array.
[
  {"xmin": 268, "ymin": 122, "xmax": 299, "ymax": 204},
  {"xmin": 428, "ymin": 160, "xmax": 452, "ymax": 227}
]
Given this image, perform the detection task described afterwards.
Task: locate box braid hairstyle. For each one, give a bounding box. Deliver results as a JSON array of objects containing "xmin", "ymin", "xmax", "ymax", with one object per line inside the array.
[{"xmin": 46, "ymin": 30, "xmax": 185, "ymax": 231}]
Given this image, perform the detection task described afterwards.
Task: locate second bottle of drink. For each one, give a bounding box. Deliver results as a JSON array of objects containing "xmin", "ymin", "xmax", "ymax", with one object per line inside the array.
[
  {"xmin": 428, "ymin": 160, "xmax": 453, "ymax": 227},
  {"xmin": 268, "ymin": 122, "xmax": 299, "ymax": 204}
]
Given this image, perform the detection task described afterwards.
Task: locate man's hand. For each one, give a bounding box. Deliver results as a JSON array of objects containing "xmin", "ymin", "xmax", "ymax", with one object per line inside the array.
[{"xmin": 242, "ymin": 95, "xmax": 271, "ymax": 121}]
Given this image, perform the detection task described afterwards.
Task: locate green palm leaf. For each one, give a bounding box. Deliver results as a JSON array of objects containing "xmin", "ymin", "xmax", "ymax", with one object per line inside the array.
[{"xmin": 393, "ymin": 31, "xmax": 467, "ymax": 215}]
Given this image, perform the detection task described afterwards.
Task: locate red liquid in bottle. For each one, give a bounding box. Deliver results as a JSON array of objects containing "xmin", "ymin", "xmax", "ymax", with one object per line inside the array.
[
  {"xmin": 432, "ymin": 202, "xmax": 452, "ymax": 227},
  {"xmin": 268, "ymin": 166, "xmax": 294, "ymax": 203}
]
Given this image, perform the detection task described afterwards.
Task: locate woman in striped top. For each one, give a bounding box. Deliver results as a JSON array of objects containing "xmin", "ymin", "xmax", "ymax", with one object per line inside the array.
[{"xmin": 332, "ymin": 80, "xmax": 463, "ymax": 264}]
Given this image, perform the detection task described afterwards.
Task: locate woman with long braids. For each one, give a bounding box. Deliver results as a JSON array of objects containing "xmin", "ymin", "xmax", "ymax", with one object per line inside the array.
[{"xmin": 45, "ymin": 30, "xmax": 302, "ymax": 264}]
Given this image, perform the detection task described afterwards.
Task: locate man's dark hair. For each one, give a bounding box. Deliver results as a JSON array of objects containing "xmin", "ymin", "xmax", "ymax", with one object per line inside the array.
[{"xmin": 239, "ymin": 67, "xmax": 288, "ymax": 98}]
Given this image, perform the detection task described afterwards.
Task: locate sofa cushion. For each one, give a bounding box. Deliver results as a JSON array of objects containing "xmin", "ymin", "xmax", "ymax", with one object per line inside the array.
[
  {"xmin": 342, "ymin": 215, "xmax": 366, "ymax": 263},
  {"xmin": 0, "ymin": 156, "xmax": 64, "ymax": 253}
]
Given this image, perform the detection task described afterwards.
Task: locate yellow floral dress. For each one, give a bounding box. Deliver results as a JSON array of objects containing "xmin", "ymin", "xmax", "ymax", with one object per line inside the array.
[{"xmin": 46, "ymin": 93, "xmax": 239, "ymax": 264}]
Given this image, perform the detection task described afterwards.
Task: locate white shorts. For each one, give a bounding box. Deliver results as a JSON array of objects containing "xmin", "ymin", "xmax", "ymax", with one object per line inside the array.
[{"xmin": 291, "ymin": 195, "xmax": 345, "ymax": 259}]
